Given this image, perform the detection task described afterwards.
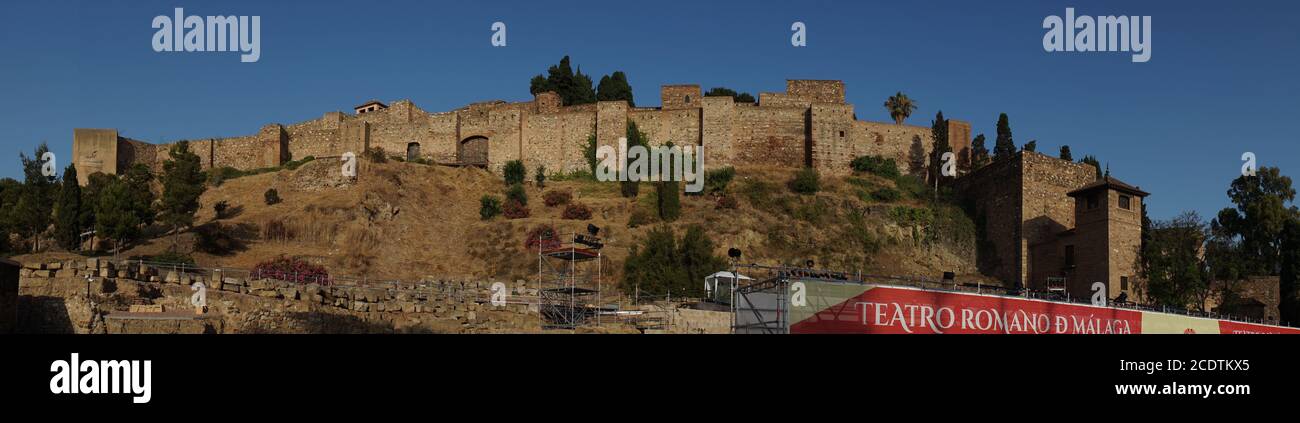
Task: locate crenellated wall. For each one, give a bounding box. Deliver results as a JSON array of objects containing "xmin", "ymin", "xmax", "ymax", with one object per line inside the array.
[{"xmin": 72, "ymin": 78, "xmax": 965, "ymax": 183}]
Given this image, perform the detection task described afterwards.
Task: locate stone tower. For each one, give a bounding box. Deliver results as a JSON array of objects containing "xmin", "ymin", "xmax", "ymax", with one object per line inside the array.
[{"xmin": 1065, "ymin": 176, "xmax": 1149, "ymax": 301}]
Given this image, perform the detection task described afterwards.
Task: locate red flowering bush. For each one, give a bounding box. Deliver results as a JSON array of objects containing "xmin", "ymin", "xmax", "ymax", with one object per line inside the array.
[
  {"xmin": 524, "ymin": 224, "xmax": 560, "ymax": 251},
  {"xmin": 251, "ymin": 256, "xmax": 333, "ymax": 285},
  {"xmin": 543, "ymin": 190, "xmax": 572, "ymax": 207},
  {"xmin": 503, "ymin": 199, "xmax": 531, "ymax": 219},
  {"xmin": 562, "ymin": 203, "xmax": 592, "ymax": 220},
  {"xmin": 716, "ymin": 194, "xmax": 738, "ymax": 210}
]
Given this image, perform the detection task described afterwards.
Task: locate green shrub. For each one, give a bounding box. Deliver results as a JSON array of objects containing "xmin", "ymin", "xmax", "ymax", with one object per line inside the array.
[
  {"xmin": 282, "ymin": 156, "xmax": 315, "ymax": 170},
  {"xmin": 850, "ymin": 155, "xmax": 900, "ymax": 179},
  {"xmin": 788, "ymin": 168, "xmax": 820, "ymax": 195},
  {"xmin": 703, "ymin": 166, "xmax": 735, "ymax": 194},
  {"xmin": 479, "ymin": 195, "xmax": 502, "ymax": 220},
  {"xmin": 145, "ymin": 251, "xmax": 196, "ymax": 266},
  {"xmin": 504, "ymin": 160, "xmax": 526, "ymax": 185},
  {"xmin": 871, "ymin": 188, "xmax": 902, "ymax": 202},
  {"xmin": 534, "ymin": 165, "xmax": 547, "ymax": 188},
  {"xmin": 893, "ymin": 175, "xmax": 929, "ymax": 199},
  {"xmin": 264, "ymin": 189, "xmax": 281, "ymax": 205},
  {"xmin": 506, "ymin": 183, "xmax": 528, "ymax": 206},
  {"xmin": 889, "ymin": 206, "xmax": 934, "ymax": 227}
]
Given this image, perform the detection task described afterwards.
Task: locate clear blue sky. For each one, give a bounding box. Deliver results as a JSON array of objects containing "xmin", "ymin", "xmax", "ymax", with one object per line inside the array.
[{"xmin": 1, "ymin": 0, "xmax": 1297, "ymax": 221}]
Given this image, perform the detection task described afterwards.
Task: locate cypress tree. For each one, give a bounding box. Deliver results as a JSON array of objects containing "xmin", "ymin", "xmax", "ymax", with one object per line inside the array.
[
  {"xmin": 54, "ymin": 164, "xmax": 82, "ymax": 250},
  {"xmin": 993, "ymin": 113, "xmax": 1016, "ymax": 161}
]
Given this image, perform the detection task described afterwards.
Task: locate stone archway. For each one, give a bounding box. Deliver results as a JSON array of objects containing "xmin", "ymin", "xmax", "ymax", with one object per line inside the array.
[
  {"xmin": 406, "ymin": 142, "xmax": 420, "ymax": 161},
  {"xmin": 458, "ymin": 136, "xmax": 488, "ymax": 165}
]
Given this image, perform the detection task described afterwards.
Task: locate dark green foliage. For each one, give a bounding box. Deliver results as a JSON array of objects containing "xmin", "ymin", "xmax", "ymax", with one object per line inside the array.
[
  {"xmin": 656, "ymin": 179, "xmax": 681, "ymax": 222},
  {"xmin": 621, "ymin": 225, "xmax": 726, "ymax": 298},
  {"xmin": 143, "ymin": 251, "xmax": 196, "ymax": 266},
  {"xmin": 704, "ymin": 87, "xmax": 755, "ymax": 104},
  {"xmin": 621, "ymin": 121, "xmax": 649, "ymax": 198},
  {"xmin": 789, "ymin": 168, "xmax": 820, "ymax": 195},
  {"xmin": 534, "ymin": 165, "xmax": 546, "ymax": 189},
  {"xmin": 16, "ymin": 142, "xmax": 57, "ymax": 251},
  {"xmin": 583, "ymin": 132, "xmax": 599, "ymax": 176},
  {"xmin": 479, "ymin": 195, "xmax": 502, "ymax": 220},
  {"xmin": 851, "ymin": 155, "xmax": 900, "ymax": 179},
  {"xmin": 1059, "ymin": 145, "xmax": 1073, "ymax": 161},
  {"xmin": 596, "ymin": 71, "xmax": 635, "ymax": 106},
  {"xmin": 1023, "ymin": 140, "xmax": 1037, "ymax": 152},
  {"xmin": 505, "ymin": 183, "xmax": 528, "ymax": 206},
  {"xmin": 969, "ymin": 134, "xmax": 989, "ymax": 169},
  {"xmin": 928, "ymin": 111, "xmax": 951, "ymax": 184},
  {"xmin": 95, "ymin": 178, "xmax": 142, "ymax": 254},
  {"xmin": 54, "ymin": 164, "xmax": 82, "ymax": 250},
  {"xmin": 1142, "ymin": 212, "xmax": 1212, "ymax": 310},
  {"xmin": 871, "ymin": 188, "xmax": 902, "ymax": 202},
  {"xmin": 529, "ymin": 56, "xmax": 596, "ymax": 106},
  {"xmin": 993, "ymin": 113, "xmax": 1016, "ymax": 161},
  {"xmin": 893, "ymin": 175, "xmax": 929, "ymax": 200},
  {"xmin": 503, "ymin": 160, "xmax": 526, "ymax": 186},
  {"xmin": 264, "ymin": 189, "xmax": 281, "ymax": 205},
  {"xmin": 1210, "ymin": 166, "xmax": 1297, "ymax": 276},
  {"xmin": 160, "ymin": 141, "xmax": 206, "ymax": 237},
  {"xmin": 703, "ymin": 166, "xmax": 735, "ymax": 194}
]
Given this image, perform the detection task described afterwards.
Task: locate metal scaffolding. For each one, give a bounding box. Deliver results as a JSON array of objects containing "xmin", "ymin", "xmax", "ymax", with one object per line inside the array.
[{"xmin": 537, "ymin": 231, "xmax": 603, "ymax": 330}]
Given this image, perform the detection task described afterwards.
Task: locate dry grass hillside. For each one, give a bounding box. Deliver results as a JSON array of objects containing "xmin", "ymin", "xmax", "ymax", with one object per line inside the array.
[{"xmin": 90, "ymin": 157, "xmax": 991, "ymax": 292}]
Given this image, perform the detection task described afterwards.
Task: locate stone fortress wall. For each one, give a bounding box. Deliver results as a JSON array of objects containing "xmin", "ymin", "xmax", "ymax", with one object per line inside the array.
[{"xmin": 72, "ymin": 80, "xmax": 971, "ymax": 184}]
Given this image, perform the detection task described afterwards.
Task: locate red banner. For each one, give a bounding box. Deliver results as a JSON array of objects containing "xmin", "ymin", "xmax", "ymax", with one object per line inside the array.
[{"xmin": 789, "ymin": 285, "xmax": 1300, "ymax": 334}]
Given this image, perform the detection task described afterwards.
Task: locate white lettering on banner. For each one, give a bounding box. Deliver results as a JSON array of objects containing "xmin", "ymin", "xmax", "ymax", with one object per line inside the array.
[{"xmin": 853, "ymin": 301, "xmax": 1133, "ymax": 334}]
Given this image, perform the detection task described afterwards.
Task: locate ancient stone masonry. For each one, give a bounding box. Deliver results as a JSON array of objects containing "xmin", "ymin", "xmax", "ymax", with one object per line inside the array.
[
  {"xmin": 16, "ymin": 259, "xmax": 539, "ymax": 334},
  {"xmin": 956, "ymin": 151, "xmax": 1149, "ymax": 302},
  {"xmin": 73, "ymin": 79, "xmax": 969, "ymax": 182}
]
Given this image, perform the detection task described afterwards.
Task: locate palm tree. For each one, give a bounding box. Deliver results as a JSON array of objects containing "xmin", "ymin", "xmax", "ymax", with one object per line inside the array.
[{"xmin": 884, "ymin": 92, "xmax": 917, "ymax": 125}]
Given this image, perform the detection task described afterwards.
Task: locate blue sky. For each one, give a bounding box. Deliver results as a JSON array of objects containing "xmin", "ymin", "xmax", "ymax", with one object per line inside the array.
[{"xmin": 1, "ymin": 0, "xmax": 1297, "ymax": 221}]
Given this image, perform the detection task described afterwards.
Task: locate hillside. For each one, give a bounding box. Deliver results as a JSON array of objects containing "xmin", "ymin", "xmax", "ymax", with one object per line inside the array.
[{"xmin": 88, "ymin": 158, "xmax": 991, "ymax": 291}]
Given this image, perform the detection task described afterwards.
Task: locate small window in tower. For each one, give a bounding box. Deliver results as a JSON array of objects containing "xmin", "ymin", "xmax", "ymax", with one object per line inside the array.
[
  {"xmin": 1087, "ymin": 193, "xmax": 1099, "ymax": 209},
  {"xmin": 684, "ymin": 95, "xmax": 691, "ymax": 103},
  {"xmin": 1121, "ymin": 276, "xmax": 1129, "ymax": 292},
  {"xmin": 839, "ymin": 131, "xmax": 845, "ymax": 137},
  {"xmin": 1119, "ymin": 195, "xmax": 1131, "ymax": 210}
]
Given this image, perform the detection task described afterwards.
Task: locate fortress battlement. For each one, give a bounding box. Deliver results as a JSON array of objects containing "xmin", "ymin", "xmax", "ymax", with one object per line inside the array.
[{"xmin": 72, "ymin": 79, "xmax": 969, "ymax": 185}]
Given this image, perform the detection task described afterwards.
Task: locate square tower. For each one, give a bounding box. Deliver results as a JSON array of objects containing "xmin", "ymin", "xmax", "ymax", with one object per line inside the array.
[
  {"xmin": 661, "ymin": 85, "xmax": 701, "ymax": 110},
  {"xmin": 1065, "ymin": 176, "xmax": 1149, "ymax": 301}
]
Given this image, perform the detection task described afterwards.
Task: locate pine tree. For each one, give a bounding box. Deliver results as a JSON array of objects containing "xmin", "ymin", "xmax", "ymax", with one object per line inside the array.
[
  {"xmin": 160, "ymin": 141, "xmax": 206, "ymax": 251},
  {"xmin": 1059, "ymin": 145, "xmax": 1073, "ymax": 161},
  {"xmin": 17, "ymin": 142, "xmax": 56, "ymax": 251},
  {"xmin": 54, "ymin": 164, "xmax": 82, "ymax": 251},
  {"xmin": 596, "ymin": 71, "xmax": 635, "ymax": 106},
  {"xmin": 96, "ymin": 179, "xmax": 142, "ymax": 257},
  {"xmin": 993, "ymin": 113, "xmax": 1016, "ymax": 161}
]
